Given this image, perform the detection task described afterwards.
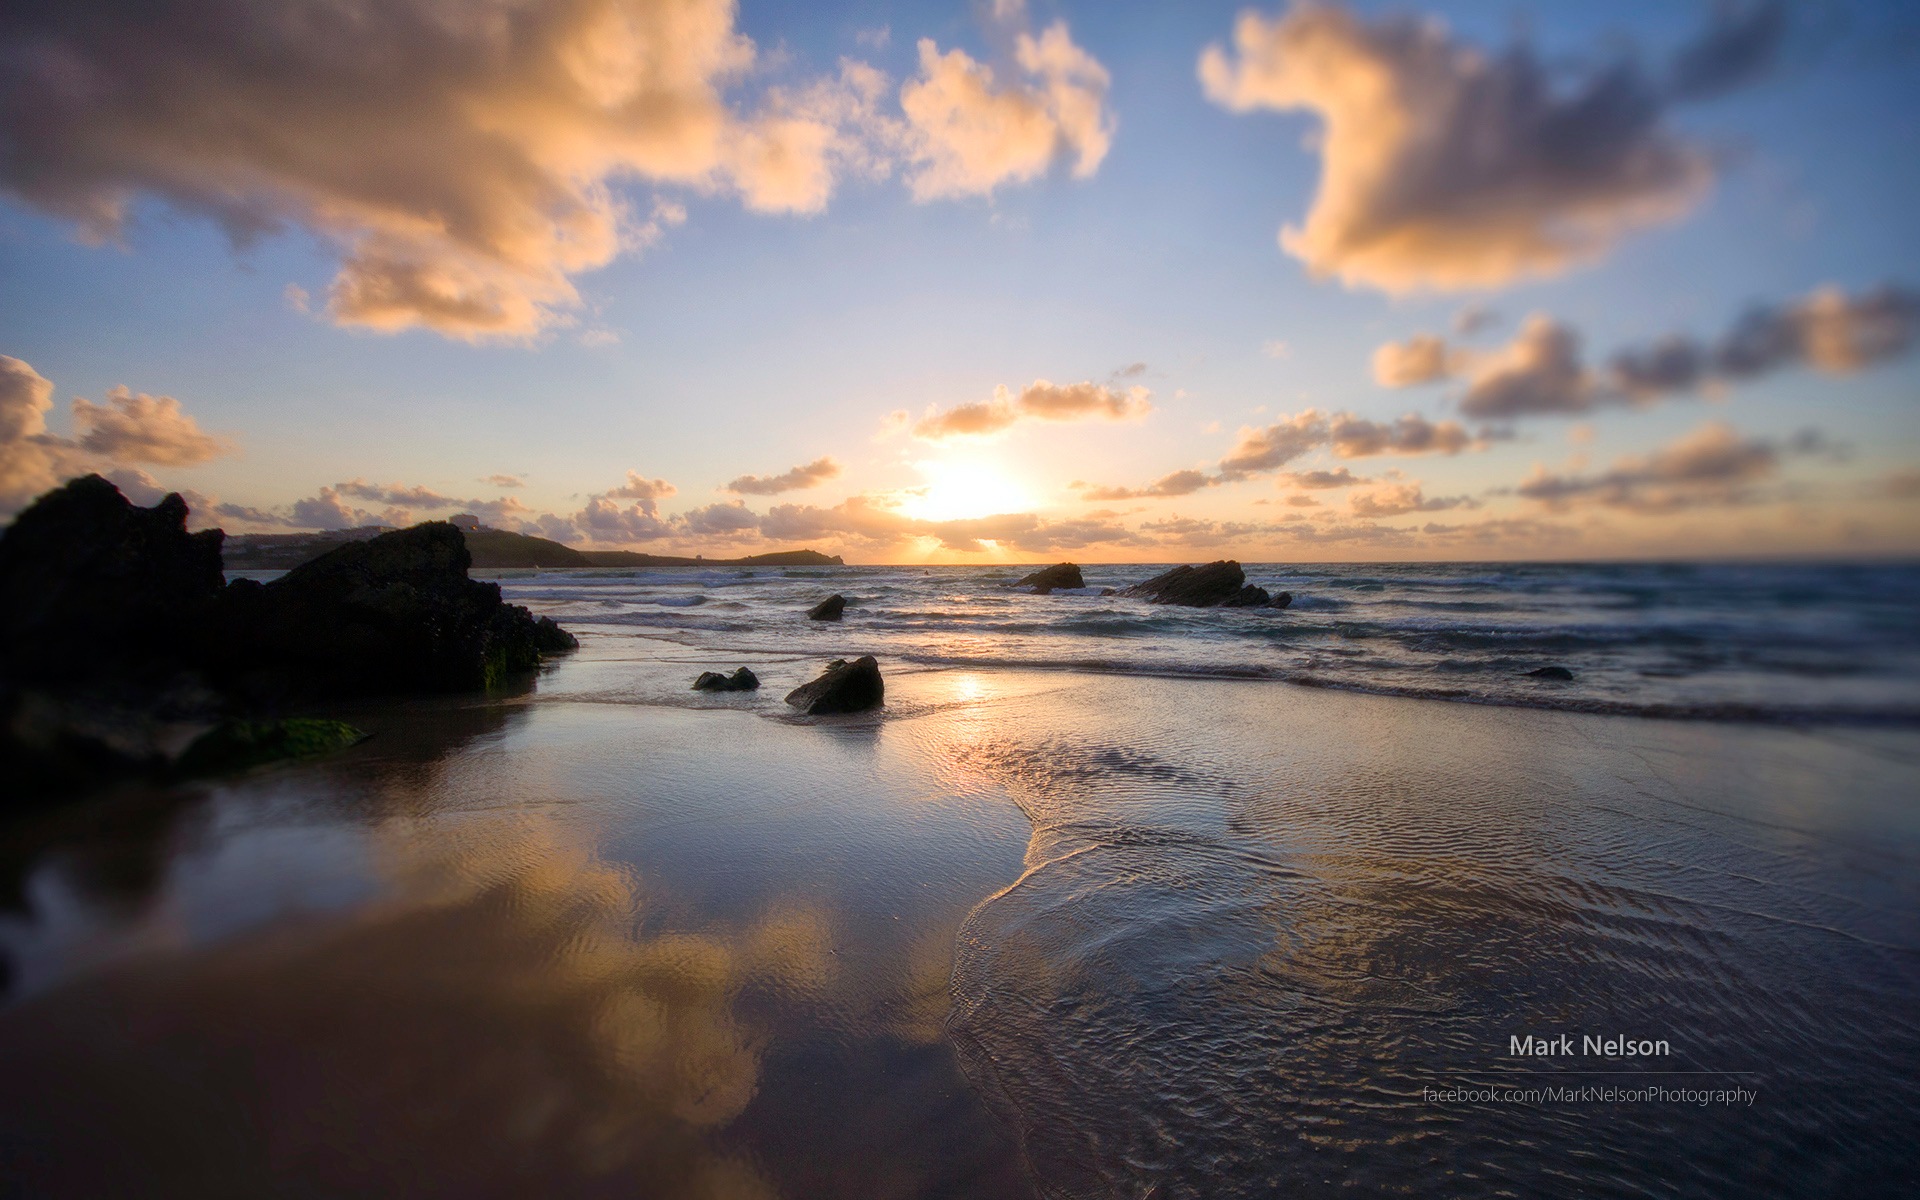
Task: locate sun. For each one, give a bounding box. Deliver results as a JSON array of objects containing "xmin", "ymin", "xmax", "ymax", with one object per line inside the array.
[{"xmin": 897, "ymin": 456, "xmax": 1035, "ymax": 522}]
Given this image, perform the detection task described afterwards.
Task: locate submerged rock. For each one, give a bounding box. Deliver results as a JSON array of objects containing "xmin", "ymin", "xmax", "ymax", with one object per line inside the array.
[
  {"xmin": 1014, "ymin": 562, "xmax": 1084, "ymax": 593},
  {"xmin": 785, "ymin": 656, "xmax": 884, "ymax": 714},
  {"xmin": 1526, "ymin": 666, "xmax": 1575, "ymax": 681},
  {"xmin": 1122, "ymin": 561, "xmax": 1284, "ymax": 608},
  {"xmin": 807, "ymin": 594, "xmax": 846, "ymax": 621},
  {"xmin": 692, "ymin": 667, "xmax": 760, "ymax": 692},
  {"xmin": 1270, "ymin": 592, "xmax": 1293, "ymax": 610},
  {"xmin": 173, "ymin": 718, "xmax": 369, "ymax": 776}
]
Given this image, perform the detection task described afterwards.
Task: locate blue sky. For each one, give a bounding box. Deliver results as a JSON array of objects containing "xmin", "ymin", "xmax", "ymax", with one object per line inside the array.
[{"xmin": 1, "ymin": 0, "xmax": 1915, "ymax": 560}]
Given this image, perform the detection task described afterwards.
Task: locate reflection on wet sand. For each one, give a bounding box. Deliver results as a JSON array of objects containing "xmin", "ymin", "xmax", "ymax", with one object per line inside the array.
[
  {"xmin": 0, "ymin": 820, "xmax": 827, "ymax": 1199},
  {"xmin": 0, "ymin": 682, "xmax": 1039, "ymax": 1199}
]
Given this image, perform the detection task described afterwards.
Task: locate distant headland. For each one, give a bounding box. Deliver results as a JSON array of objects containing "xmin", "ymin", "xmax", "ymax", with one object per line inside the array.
[{"xmin": 224, "ymin": 520, "xmax": 845, "ymax": 571}]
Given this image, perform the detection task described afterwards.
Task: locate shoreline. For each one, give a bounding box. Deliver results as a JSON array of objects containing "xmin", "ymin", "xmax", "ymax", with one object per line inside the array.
[{"xmin": 2, "ymin": 646, "xmax": 1916, "ymax": 1196}]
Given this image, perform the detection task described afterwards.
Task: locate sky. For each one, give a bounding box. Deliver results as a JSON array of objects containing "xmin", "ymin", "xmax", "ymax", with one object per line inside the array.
[{"xmin": 1, "ymin": 0, "xmax": 1916, "ymax": 563}]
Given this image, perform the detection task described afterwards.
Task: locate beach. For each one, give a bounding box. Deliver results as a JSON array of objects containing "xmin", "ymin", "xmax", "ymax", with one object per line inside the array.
[{"xmin": 2, "ymin": 576, "xmax": 1917, "ymax": 1197}]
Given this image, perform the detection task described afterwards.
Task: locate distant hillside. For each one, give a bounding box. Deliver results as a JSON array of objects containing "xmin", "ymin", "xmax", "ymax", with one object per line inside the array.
[
  {"xmin": 222, "ymin": 527, "xmax": 387, "ymax": 570},
  {"xmin": 575, "ymin": 548, "xmax": 844, "ymax": 568},
  {"xmin": 464, "ymin": 529, "xmax": 591, "ymax": 567},
  {"xmin": 224, "ymin": 524, "xmax": 842, "ymax": 571}
]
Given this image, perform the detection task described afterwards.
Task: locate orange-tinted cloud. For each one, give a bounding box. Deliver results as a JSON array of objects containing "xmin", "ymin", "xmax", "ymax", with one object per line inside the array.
[
  {"xmin": 914, "ymin": 380, "xmax": 1150, "ymax": 440},
  {"xmin": 1200, "ymin": 3, "xmax": 1713, "ymax": 292},
  {"xmin": 1348, "ymin": 481, "xmax": 1477, "ymax": 517},
  {"xmin": 725, "ymin": 457, "xmax": 842, "ymax": 495},
  {"xmin": 1072, "ymin": 469, "xmax": 1215, "ymax": 501},
  {"xmin": 1, "ymin": 356, "xmax": 232, "ymax": 513},
  {"xmin": 0, "ymin": 0, "xmax": 897, "ymax": 340},
  {"xmin": 71, "ymin": 387, "xmax": 230, "ymax": 465},
  {"xmin": 901, "ymin": 14, "xmax": 1114, "ymax": 201}
]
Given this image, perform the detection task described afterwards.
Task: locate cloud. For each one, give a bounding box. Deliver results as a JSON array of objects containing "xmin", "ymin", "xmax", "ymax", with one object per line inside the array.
[
  {"xmin": 214, "ymin": 501, "xmax": 291, "ymax": 528},
  {"xmin": 724, "ymin": 457, "xmax": 841, "ymax": 495},
  {"xmin": 913, "ymin": 379, "xmax": 1150, "ymax": 440},
  {"xmin": 1199, "ymin": 2, "xmax": 1714, "ymax": 292},
  {"xmin": 1458, "ymin": 316, "xmax": 1592, "ymax": 419},
  {"xmin": 1715, "ymin": 284, "xmax": 1920, "ymax": 377},
  {"xmin": 755, "ymin": 494, "xmax": 1149, "ymax": 554},
  {"xmin": 1072, "ymin": 468, "xmax": 1215, "ymax": 501},
  {"xmin": 1093, "ymin": 405, "xmax": 1485, "ymax": 498},
  {"xmin": 0, "ymin": 0, "xmax": 905, "ymax": 341},
  {"xmin": 1372, "ymin": 334, "xmax": 1457, "ymax": 387},
  {"xmin": 1218, "ymin": 409, "xmax": 1331, "ymax": 477},
  {"xmin": 483, "ymin": 474, "xmax": 526, "ymax": 489},
  {"xmin": 1384, "ymin": 284, "xmax": 1920, "ymax": 419},
  {"xmin": 263, "ymin": 476, "xmax": 538, "ymax": 532},
  {"xmin": 1515, "ymin": 421, "xmax": 1785, "ymax": 511},
  {"xmin": 1348, "ymin": 482, "xmax": 1477, "ymax": 517},
  {"xmin": 1, "ymin": 356, "xmax": 84, "ymax": 511},
  {"xmin": 1453, "ymin": 304, "xmax": 1498, "ymax": 335},
  {"xmin": 1, "ymin": 356, "xmax": 232, "ymax": 513},
  {"xmin": 1666, "ymin": 1, "xmax": 1789, "ymax": 101},
  {"xmin": 1285, "ymin": 467, "xmax": 1368, "ymax": 489},
  {"xmin": 900, "ymin": 14, "xmax": 1114, "ymax": 200},
  {"xmin": 576, "ymin": 495, "xmax": 676, "ymax": 541},
  {"xmin": 289, "ymin": 486, "xmax": 387, "ymax": 531},
  {"xmin": 1329, "ymin": 412, "xmax": 1475, "ymax": 457},
  {"xmin": 679, "ymin": 500, "xmax": 763, "ymax": 539},
  {"xmin": 606, "ymin": 471, "xmax": 678, "ymax": 511}
]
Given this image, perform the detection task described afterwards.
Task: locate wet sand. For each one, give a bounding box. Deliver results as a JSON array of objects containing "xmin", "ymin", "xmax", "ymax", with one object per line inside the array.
[{"xmin": 1, "ymin": 643, "xmax": 1916, "ymax": 1197}]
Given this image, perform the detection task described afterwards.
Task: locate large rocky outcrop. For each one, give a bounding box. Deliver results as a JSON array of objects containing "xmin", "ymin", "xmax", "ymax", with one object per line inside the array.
[
  {"xmin": 215, "ymin": 521, "xmax": 576, "ymax": 697},
  {"xmin": 785, "ymin": 657, "xmax": 884, "ymax": 714},
  {"xmin": 1121, "ymin": 561, "xmax": 1287, "ymax": 608},
  {"xmin": 1, "ymin": 477, "xmax": 578, "ymax": 800},
  {"xmin": 0, "ymin": 475, "xmax": 226, "ymax": 689},
  {"xmin": 1014, "ymin": 562, "xmax": 1084, "ymax": 592}
]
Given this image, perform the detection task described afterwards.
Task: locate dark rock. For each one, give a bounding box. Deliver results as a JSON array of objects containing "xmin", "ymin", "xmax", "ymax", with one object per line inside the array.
[
  {"xmin": 532, "ymin": 616, "xmax": 579, "ymax": 654},
  {"xmin": 693, "ymin": 667, "xmax": 760, "ymax": 692},
  {"xmin": 1270, "ymin": 591, "xmax": 1293, "ymax": 609},
  {"xmin": 214, "ymin": 522, "xmax": 572, "ymax": 696},
  {"xmin": 807, "ymin": 594, "xmax": 846, "ymax": 621},
  {"xmin": 785, "ymin": 656, "xmax": 884, "ymax": 714},
  {"xmin": 1122, "ymin": 561, "xmax": 1275, "ymax": 608},
  {"xmin": 1, "ymin": 480, "xmax": 581, "ymax": 803},
  {"xmin": 173, "ymin": 718, "xmax": 368, "ymax": 777},
  {"xmin": 0, "ymin": 475, "xmax": 225, "ymax": 689},
  {"xmin": 1526, "ymin": 666, "xmax": 1575, "ymax": 681},
  {"xmin": 1014, "ymin": 562, "xmax": 1084, "ymax": 592}
]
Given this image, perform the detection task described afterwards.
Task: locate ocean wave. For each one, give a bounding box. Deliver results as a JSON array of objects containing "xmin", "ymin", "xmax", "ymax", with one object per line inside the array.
[{"xmin": 496, "ymin": 560, "xmax": 1920, "ymax": 726}]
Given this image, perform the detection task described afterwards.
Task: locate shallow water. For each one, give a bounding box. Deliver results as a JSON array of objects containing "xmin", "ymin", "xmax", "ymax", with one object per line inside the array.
[
  {"xmin": 3, "ymin": 597, "xmax": 1918, "ymax": 1196},
  {"xmin": 481, "ymin": 560, "xmax": 1920, "ymax": 723}
]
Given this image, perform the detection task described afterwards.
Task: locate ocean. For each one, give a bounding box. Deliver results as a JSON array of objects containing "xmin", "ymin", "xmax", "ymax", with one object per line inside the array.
[
  {"xmin": 2, "ymin": 558, "xmax": 1915, "ymax": 1196},
  {"xmin": 486, "ymin": 559, "xmax": 1920, "ymax": 724}
]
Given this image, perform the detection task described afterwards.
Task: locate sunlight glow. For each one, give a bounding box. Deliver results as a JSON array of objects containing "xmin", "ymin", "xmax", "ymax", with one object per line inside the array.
[{"xmin": 897, "ymin": 457, "xmax": 1035, "ymax": 522}]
